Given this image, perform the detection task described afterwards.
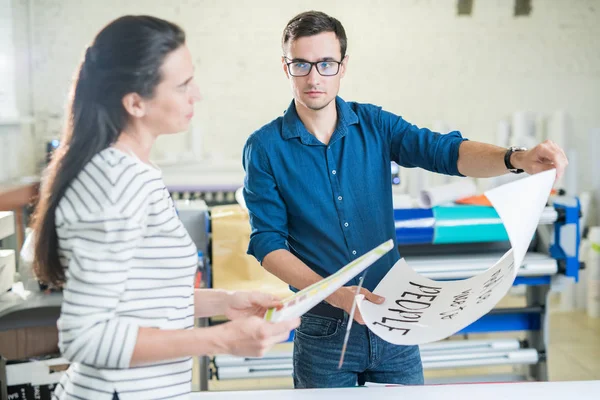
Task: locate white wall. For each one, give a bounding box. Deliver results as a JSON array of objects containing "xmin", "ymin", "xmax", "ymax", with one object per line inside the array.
[
  {"xmin": 0, "ymin": 0, "xmax": 18, "ymax": 119},
  {"xmin": 0, "ymin": 0, "xmax": 35, "ymax": 182},
  {"xmin": 7, "ymin": 0, "xmax": 600, "ymax": 194}
]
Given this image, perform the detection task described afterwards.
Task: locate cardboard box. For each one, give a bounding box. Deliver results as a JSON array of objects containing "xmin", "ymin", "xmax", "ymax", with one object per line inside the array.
[{"xmin": 211, "ymin": 205, "xmax": 291, "ymax": 298}]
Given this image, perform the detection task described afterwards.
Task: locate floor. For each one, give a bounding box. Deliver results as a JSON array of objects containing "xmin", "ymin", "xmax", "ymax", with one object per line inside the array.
[{"xmin": 193, "ymin": 290, "xmax": 600, "ymax": 392}]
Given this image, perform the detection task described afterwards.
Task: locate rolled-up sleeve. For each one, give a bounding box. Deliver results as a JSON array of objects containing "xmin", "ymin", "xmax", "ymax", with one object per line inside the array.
[
  {"xmin": 242, "ymin": 136, "xmax": 289, "ymax": 263},
  {"xmin": 57, "ymin": 208, "xmax": 142, "ymax": 369},
  {"xmin": 378, "ymin": 108, "xmax": 468, "ymax": 176}
]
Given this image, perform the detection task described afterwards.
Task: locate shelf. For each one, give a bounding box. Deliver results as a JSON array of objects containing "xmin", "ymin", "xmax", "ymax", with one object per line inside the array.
[{"xmin": 0, "ymin": 291, "xmax": 63, "ymax": 331}]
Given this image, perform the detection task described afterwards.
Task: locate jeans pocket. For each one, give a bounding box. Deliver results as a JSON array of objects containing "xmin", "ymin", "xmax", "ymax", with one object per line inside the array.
[{"xmin": 295, "ymin": 315, "xmax": 340, "ymax": 339}]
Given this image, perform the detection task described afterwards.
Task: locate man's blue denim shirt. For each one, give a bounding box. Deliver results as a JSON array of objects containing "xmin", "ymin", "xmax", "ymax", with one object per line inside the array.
[{"xmin": 242, "ymin": 97, "xmax": 467, "ymax": 291}]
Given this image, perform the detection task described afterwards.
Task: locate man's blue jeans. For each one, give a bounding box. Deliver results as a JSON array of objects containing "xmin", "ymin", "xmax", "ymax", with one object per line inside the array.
[{"xmin": 293, "ymin": 311, "xmax": 424, "ymax": 388}]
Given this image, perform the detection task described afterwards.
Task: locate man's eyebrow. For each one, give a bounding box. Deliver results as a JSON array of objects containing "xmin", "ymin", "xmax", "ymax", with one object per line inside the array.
[{"xmin": 288, "ymin": 57, "xmax": 338, "ymax": 62}]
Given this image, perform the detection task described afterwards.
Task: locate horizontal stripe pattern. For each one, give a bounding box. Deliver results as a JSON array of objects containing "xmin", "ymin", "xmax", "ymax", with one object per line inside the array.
[{"xmin": 54, "ymin": 148, "xmax": 197, "ymax": 400}]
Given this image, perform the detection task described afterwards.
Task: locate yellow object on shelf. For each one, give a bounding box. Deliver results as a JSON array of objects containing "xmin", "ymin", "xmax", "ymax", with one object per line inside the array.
[{"xmin": 211, "ymin": 204, "xmax": 292, "ymax": 299}]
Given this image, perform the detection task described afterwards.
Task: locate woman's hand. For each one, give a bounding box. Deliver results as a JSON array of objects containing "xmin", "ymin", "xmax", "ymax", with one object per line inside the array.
[
  {"xmin": 223, "ymin": 291, "xmax": 283, "ymax": 320},
  {"xmin": 216, "ymin": 316, "xmax": 300, "ymax": 357}
]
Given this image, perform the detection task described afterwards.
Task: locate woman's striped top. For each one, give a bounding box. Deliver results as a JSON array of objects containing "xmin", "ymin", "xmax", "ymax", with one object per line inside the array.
[{"xmin": 52, "ymin": 147, "xmax": 198, "ymax": 400}]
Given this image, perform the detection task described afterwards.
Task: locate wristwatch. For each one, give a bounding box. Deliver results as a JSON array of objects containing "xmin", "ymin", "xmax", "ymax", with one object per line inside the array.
[{"xmin": 504, "ymin": 146, "xmax": 527, "ymax": 174}]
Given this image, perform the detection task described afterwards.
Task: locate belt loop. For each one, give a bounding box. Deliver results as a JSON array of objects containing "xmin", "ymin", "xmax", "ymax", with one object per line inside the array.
[{"xmin": 342, "ymin": 310, "xmax": 349, "ymax": 325}]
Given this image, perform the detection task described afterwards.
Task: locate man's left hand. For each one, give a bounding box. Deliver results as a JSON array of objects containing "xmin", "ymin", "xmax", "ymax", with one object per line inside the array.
[{"xmin": 512, "ymin": 140, "xmax": 568, "ymax": 180}]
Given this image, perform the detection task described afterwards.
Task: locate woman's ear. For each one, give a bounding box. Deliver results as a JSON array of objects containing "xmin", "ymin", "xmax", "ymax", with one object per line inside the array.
[{"xmin": 122, "ymin": 92, "xmax": 146, "ymax": 118}]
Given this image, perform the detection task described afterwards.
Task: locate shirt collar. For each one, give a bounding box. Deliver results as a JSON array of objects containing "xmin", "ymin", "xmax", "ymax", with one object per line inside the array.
[{"xmin": 281, "ymin": 96, "xmax": 359, "ymax": 145}]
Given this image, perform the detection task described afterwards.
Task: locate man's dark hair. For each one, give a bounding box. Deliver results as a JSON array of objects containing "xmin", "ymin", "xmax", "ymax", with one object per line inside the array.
[{"xmin": 282, "ymin": 11, "xmax": 347, "ymax": 59}]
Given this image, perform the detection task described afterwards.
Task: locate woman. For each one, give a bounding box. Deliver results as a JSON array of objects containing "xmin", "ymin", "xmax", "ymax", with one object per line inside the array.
[{"xmin": 32, "ymin": 15, "xmax": 299, "ymax": 400}]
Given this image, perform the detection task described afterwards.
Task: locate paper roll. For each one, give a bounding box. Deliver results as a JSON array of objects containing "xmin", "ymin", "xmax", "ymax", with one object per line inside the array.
[
  {"xmin": 591, "ymin": 129, "xmax": 600, "ymax": 215},
  {"xmin": 547, "ymin": 111, "xmax": 571, "ymax": 190},
  {"xmin": 559, "ymin": 280, "xmax": 577, "ymax": 312},
  {"xmin": 511, "ymin": 111, "xmax": 537, "ymax": 148},
  {"xmin": 511, "ymin": 111, "xmax": 532, "ymax": 142},
  {"xmin": 496, "ymin": 120, "xmax": 510, "ymax": 148},
  {"xmin": 535, "ymin": 113, "xmax": 546, "ymax": 143},
  {"xmin": 547, "ymin": 110, "xmax": 570, "ymax": 150},
  {"xmin": 408, "ymin": 168, "xmax": 431, "ymax": 199},
  {"xmin": 576, "ymin": 239, "xmax": 590, "ymax": 310},
  {"xmin": 587, "ymin": 227, "xmax": 600, "ymax": 318},
  {"xmin": 419, "ymin": 179, "xmax": 478, "ymax": 208},
  {"xmin": 564, "ymin": 149, "xmax": 578, "ymax": 195}
]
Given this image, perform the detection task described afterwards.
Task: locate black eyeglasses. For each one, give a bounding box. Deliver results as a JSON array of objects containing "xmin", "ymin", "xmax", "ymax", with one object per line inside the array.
[{"xmin": 284, "ymin": 57, "xmax": 344, "ymax": 77}]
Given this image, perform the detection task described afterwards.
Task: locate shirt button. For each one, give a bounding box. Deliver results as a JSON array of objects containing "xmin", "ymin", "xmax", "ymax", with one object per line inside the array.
[
  {"xmin": 332, "ymin": 170, "xmax": 337, "ymax": 175},
  {"xmin": 352, "ymin": 250, "xmax": 357, "ymax": 255},
  {"xmin": 338, "ymin": 196, "xmax": 343, "ymax": 201},
  {"xmin": 344, "ymin": 222, "xmax": 349, "ymax": 227}
]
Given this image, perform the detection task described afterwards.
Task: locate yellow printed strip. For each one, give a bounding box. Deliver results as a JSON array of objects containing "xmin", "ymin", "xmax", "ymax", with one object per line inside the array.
[
  {"xmin": 279, "ymin": 241, "xmax": 391, "ymax": 305},
  {"xmin": 265, "ymin": 239, "xmax": 394, "ymax": 320},
  {"xmin": 264, "ymin": 308, "xmax": 274, "ymax": 321}
]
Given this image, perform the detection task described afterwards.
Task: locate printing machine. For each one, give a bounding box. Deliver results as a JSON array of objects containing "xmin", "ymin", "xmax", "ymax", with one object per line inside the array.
[
  {"xmin": 164, "ymin": 167, "xmax": 581, "ymax": 387},
  {"xmin": 204, "ymin": 194, "xmax": 581, "ymax": 385},
  {"xmin": 0, "ymin": 212, "xmax": 16, "ymax": 294}
]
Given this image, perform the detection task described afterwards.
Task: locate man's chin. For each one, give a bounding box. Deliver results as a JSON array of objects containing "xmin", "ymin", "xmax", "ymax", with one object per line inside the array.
[{"xmin": 302, "ymin": 97, "xmax": 333, "ymax": 111}]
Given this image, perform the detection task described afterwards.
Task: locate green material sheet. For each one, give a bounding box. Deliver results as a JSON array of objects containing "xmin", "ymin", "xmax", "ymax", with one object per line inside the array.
[
  {"xmin": 434, "ymin": 224, "xmax": 509, "ymax": 244},
  {"xmin": 432, "ymin": 205, "xmax": 509, "ymax": 244},
  {"xmin": 433, "ymin": 205, "xmax": 500, "ymax": 221}
]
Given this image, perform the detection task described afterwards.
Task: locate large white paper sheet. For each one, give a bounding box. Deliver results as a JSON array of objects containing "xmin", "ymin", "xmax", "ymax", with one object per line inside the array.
[
  {"xmin": 357, "ymin": 169, "xmax": 556, "ymax": 345},
  {"xmin": 264, "ymin": 239, "xmax": 395, "ymax": 322}
]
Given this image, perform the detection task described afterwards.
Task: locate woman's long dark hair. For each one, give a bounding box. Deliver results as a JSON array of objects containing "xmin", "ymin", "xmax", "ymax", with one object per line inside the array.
[{"xmin": 32, "ymin": 15, "xmax": 185, "ymax": 285}]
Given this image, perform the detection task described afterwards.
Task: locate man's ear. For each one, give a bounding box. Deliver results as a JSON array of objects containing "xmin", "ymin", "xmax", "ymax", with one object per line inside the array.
[
  {"xmin": 340, "ymin": 55, "xmax": 349, "ymax": 79},
  {"xmin": 282, "ymin": 56, "xmax": 291, "ymax": 79},
  {"xmin": 122, "ymin": 92, "xmax": 146, "ymax": 118}
]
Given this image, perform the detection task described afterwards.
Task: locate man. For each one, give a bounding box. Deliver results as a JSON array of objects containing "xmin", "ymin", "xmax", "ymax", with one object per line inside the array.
[{"xmin": 242, "ymin": 10, "xmax": 567, "ymax": 388}]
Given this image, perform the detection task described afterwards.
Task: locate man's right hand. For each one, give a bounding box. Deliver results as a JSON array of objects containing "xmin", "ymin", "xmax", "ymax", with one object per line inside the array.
[
  {"xmin": 216, "ymin": 316, "xmax": 300, "ymax": 357},
  {"xmin": 327, "ymin": 286, "xmax": 385, "ymax": 325}
]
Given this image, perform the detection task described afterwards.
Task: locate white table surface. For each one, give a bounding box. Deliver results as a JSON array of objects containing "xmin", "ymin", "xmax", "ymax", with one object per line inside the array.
[{"xmin": 191, "ymin": 380, "xmax": 600, "ymax": 399}]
